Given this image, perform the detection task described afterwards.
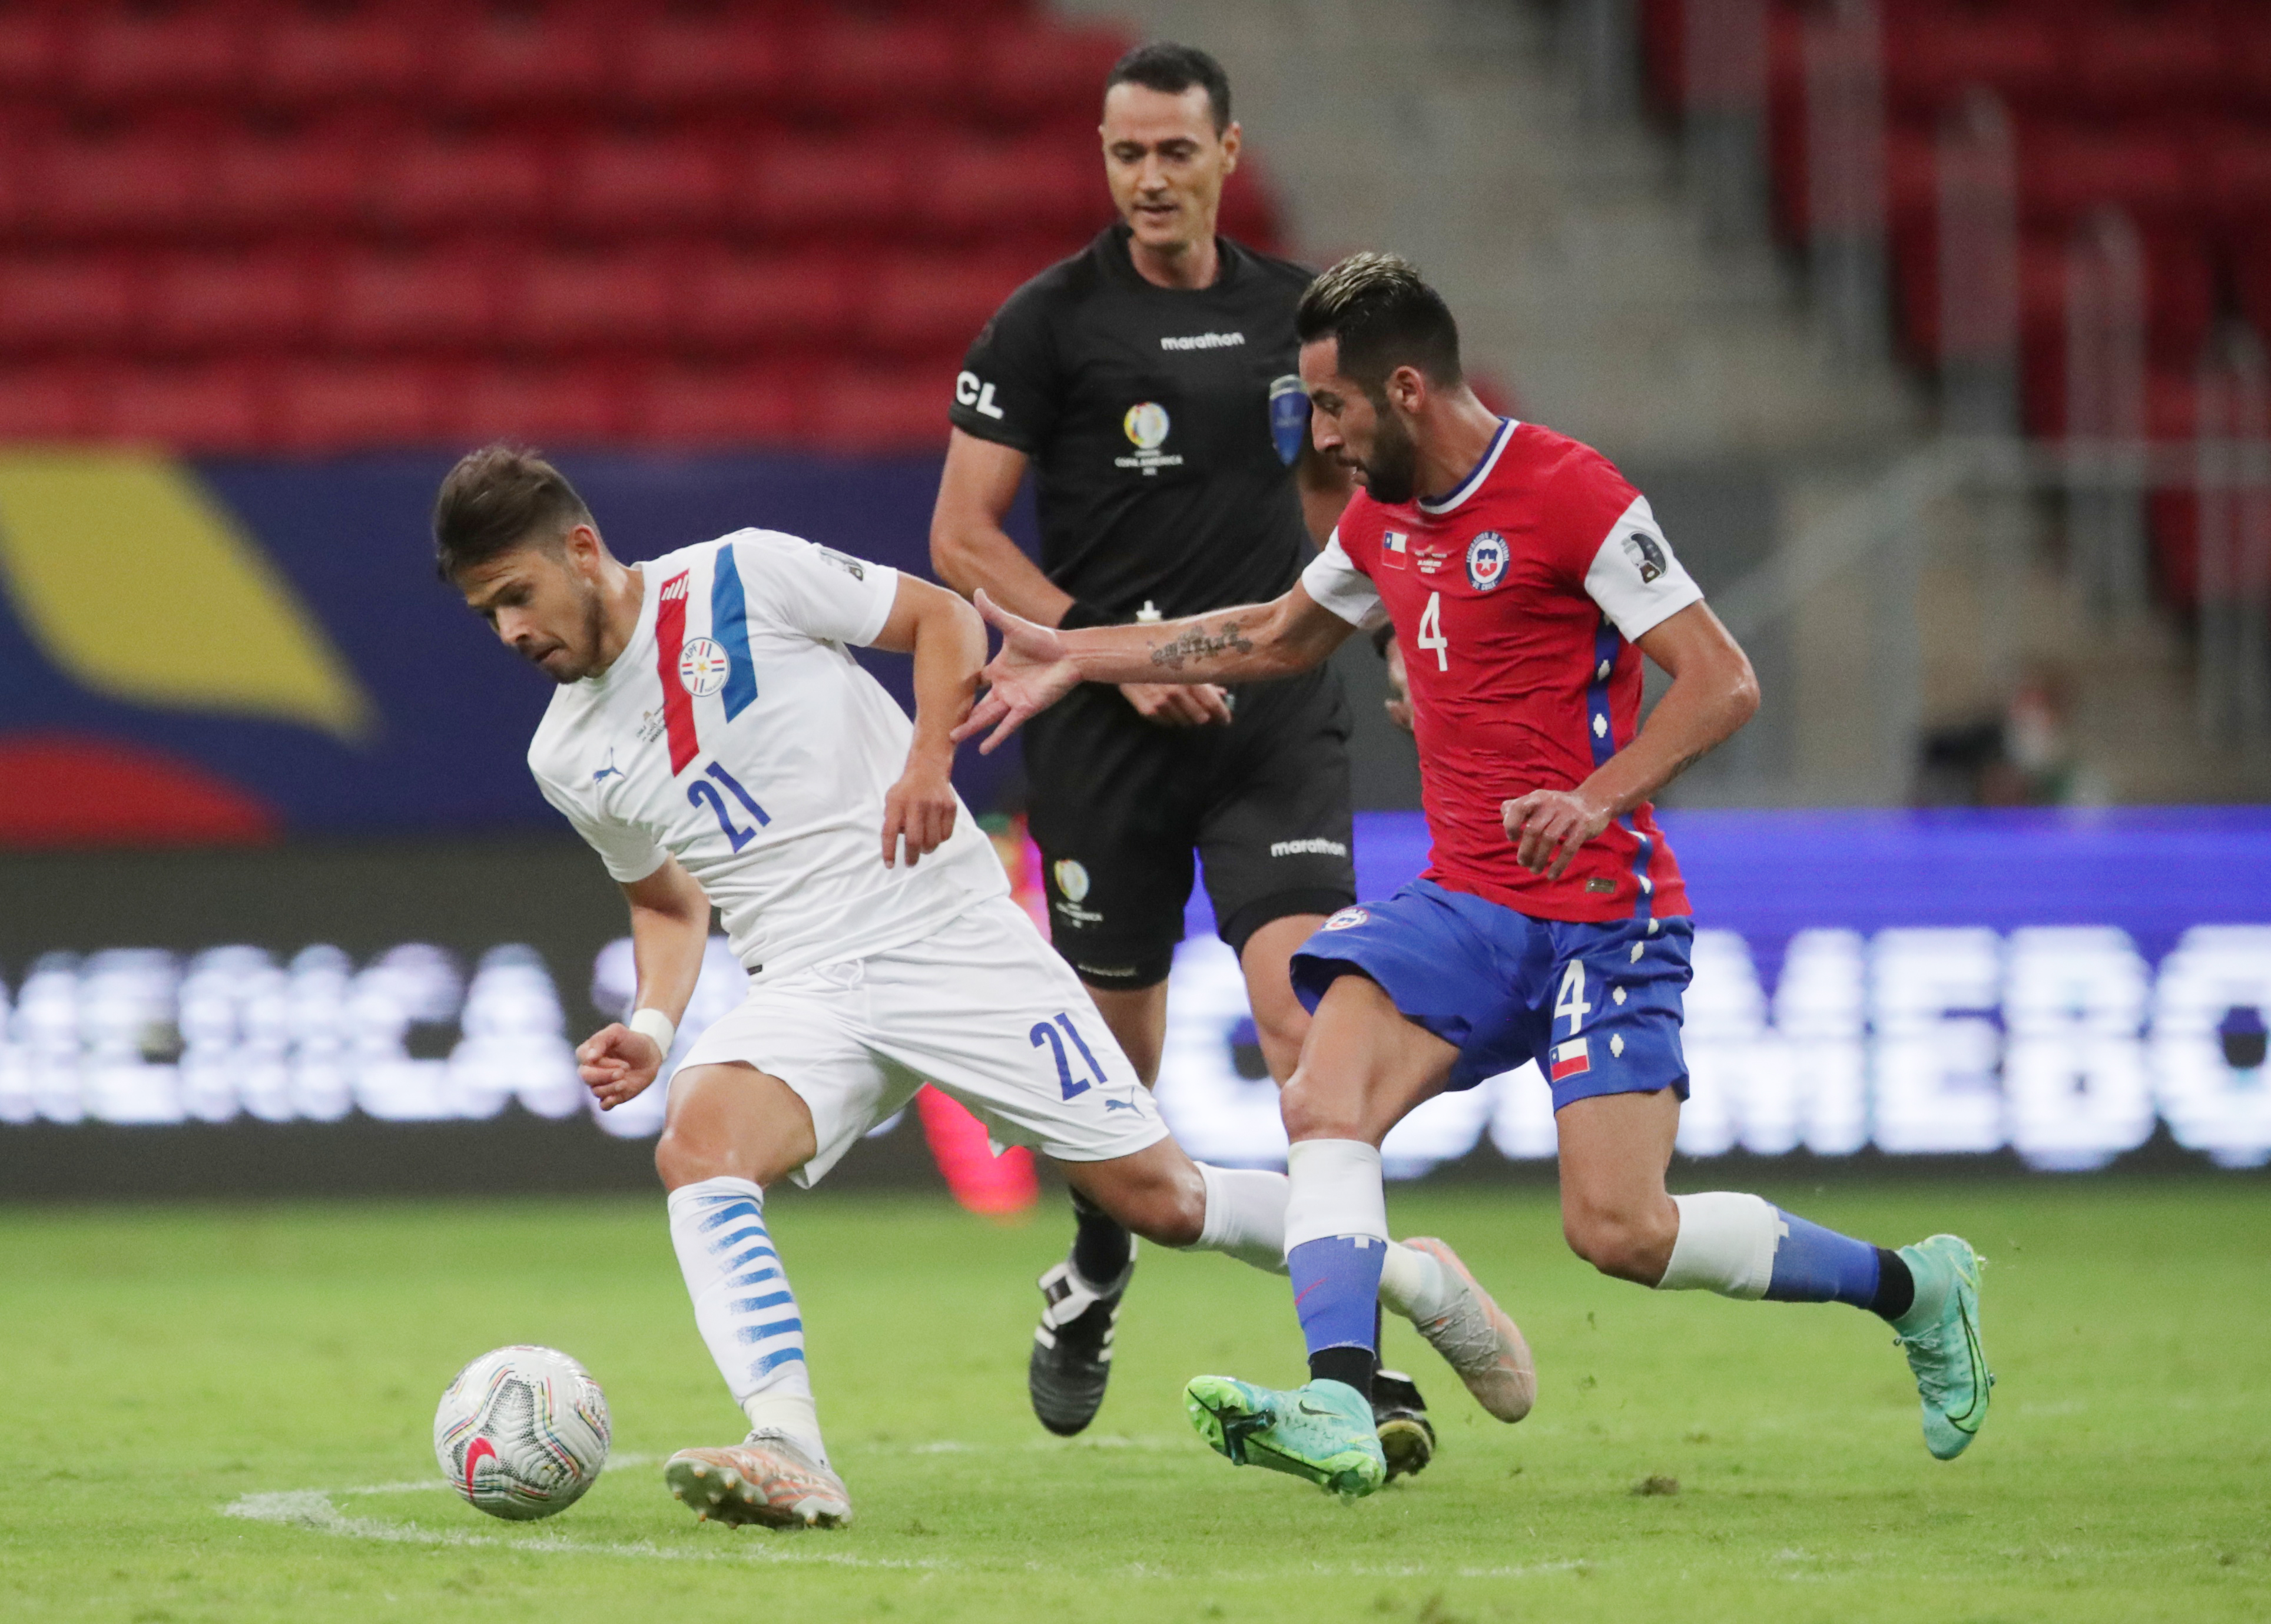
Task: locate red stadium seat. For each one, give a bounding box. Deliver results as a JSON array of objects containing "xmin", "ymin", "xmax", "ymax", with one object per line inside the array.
[
  {"xmin": 621, "ymin": 12, "xmax": 784, "ymax": 110},
  {"xmin": 31, "ymin": 135, "xmax": 207, "ymax": 241},
  {"xmin": 2018, "ymin": 124, "xmax": 2198, "ymax": 230},
  {"xmin": 860, "ymin": 255, "xmax": 1026, "ymax": 359},
  {"xmin": 273, "ymin": 359, "xmax": 440, "ymax": 450},
  {"xmin": 678, "ymin": 251, "xmax": 859, "ymax": 354},
  {"xmin": 559, "ymin": 135, "xmax": 730, "ymax": 238},
  {"xmin": 786, "ymin": 18, "xmax": 964, "ymax": 121},
  {"xmin": 0, "ymin": 362, "xmax": 95, "ymax": 438},
  {"xmin": 71, "ymin": 5, "xmax": 248, "ymax": 107},
  {"xmin": 1219, "ymin": 164, "xmax": 1281, "ymax": 255},
  {"xmin": 738, "ymin": 138, "xmax": 909, "ymax": 243},
  {"xmin": 99, "ymin": 362, "xmax": 269, "ymax": 452},
  {"xmin": 0, "ymin": 255, "xmax": 137, "ymax": 353},
  {"xmin": 2070, "ymin": 12, "xmax": 2224, "ymax": 115},
  {"xmin": 2206, "ymin": 124, "xmax": 2271, "ymax": 234},
  {"xmin": 975, "ymin": 22, "xmax": 1128, "ymax": 127},
  {"xmin": 914, "ymin": 140, "xmax": 1104, "ymax": 241},
  {"xmin": 808, "ymin": 362, "xmax": 954, "ymax": 453},
  {"xmin": 210, "ymin": 132, "xmax": 369, "ymax": 237},
  {"xmin": 143, "ymin": 251, "xmax": 321, "ymax": 354},
  {"xmin": 367, "ymin": 134, "xmax": 555, "ymax": 236},
  {"xmin": 330, "ymin": 250, "xmax": 499, "ymax": 352},
  {"xmin": 1881, "ymin": 11, "xmax": 2064, "ymax": 120},
  {"xmin": 443, "ymin": 360, "xmax": 628, "ymax": 445},
  {"xmin": 502, "ymin": 252, "xmax": 676, "ymax": 354},
  {"xmin": 251, "ymin": 8, "xmax": 427, "ymax": 107},
  {"xmin": 634, "ymin": 362, "xmax": 803, "ymax": 448},
  {"xmin": 0, "ymin": 6, "xmax": 66, "ymax": 101},
  {"xmin": 432, "ymin": 4, "xmax": 606, "ymax": 112}
]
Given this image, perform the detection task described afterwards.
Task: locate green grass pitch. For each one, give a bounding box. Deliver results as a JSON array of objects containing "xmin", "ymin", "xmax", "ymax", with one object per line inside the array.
[{"xmin": 1, "ymin": 1179, "xmax": 2265, "ymax": 1623}]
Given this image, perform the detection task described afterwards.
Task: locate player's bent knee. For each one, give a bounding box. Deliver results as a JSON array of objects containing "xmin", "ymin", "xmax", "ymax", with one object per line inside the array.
[{"xmin": 1563, "ymin": 1205, "xmax": 1677, "ymax": 1285}]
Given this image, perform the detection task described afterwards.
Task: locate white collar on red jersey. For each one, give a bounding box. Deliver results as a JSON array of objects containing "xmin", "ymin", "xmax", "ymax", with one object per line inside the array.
[{"xmin": 1417, "ymin": 416, "xmax": 1519, "ymax": 516}]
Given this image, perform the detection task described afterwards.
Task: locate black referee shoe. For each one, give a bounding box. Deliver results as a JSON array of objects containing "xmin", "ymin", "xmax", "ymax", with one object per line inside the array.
[
  {"xmin": 1374, "ymin": 1368, "xmax": 1437, "ymax": 1480},
  {"xmin": 1028, "ymin": 1254, "xmax": 1135, "ymax": 1436}
]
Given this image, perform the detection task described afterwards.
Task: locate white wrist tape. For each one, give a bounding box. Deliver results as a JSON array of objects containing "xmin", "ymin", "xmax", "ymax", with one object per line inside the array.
[{"xmin": 628, "ymin": 1007, "xmax": 677, "ymax": 1056}]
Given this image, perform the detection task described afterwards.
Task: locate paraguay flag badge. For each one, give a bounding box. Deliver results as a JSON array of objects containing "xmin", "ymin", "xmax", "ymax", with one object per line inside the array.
[
  {"xmin": 1268, "ymin": 374, "xmax": 1309, "ymax": 465},
  {"xmin": 1550, "ymin": 1037, "xmax": 1591, "ymax": 1082}
]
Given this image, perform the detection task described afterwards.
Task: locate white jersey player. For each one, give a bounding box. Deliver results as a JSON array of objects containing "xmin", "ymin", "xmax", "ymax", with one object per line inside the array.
[{"xmin": 436, "ymin": 446, "xmax": 1533, "ymax": 1529}]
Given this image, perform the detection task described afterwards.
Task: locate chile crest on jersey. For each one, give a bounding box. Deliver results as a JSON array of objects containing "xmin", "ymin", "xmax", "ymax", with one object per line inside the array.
[{"xmin": 1466, "ymin": 531, "xmax": 1509, "ymax": 591}]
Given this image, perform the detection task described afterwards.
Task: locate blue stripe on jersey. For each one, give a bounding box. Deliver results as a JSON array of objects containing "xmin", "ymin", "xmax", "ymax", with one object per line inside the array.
[
  {"xmin": 1587, "ymin": 617, "xmax": 1656, "ymax": 919},
  {"xmin": 711, "ymin": 541, "xmax": 760, "ymax": 721},
  {"xmin": 1585, "ymin": 617, "xmax": 1622, "ymax": 769}
]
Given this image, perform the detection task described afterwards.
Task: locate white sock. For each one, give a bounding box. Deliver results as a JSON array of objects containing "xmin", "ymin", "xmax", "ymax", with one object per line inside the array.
[
  {"xmin": 1378, "ymin": 1242, "xmax": 1453, "ymax": 1324},
  {"xmin": 1656, "ymin": 1191, "xmax": 1778, "ymax": 1298},
  {"xmin": 1184, "ymin": 1154, "xmax": 1447, "ymax": 1318},
  {"xmin": 1187, "ymin": 1162, "xmax": 1291, "ymax": 1274},
  {"xmin": 665, "ymin": 1176, "xmax": 827, "ymax": 1465},
  {"xmin": 1284, "ymin": 1138, "xmax": 1388, "ymax": 1249}
]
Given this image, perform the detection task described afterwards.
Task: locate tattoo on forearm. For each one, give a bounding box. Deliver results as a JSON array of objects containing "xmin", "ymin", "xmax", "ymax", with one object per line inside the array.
[
  {"xmin": 1665, "ymin": 746, "xmax": 1712, "ymax": 784},
  {"xmin": 1148, "ymin": 619, "xmax": 1254, "ymax": 672}
]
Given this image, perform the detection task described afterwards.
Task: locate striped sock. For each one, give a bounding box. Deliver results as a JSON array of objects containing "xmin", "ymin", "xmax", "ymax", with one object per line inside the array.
[{"xmin": 666, "ymin": 1175, "xmax": 825, "ymax": 1466}]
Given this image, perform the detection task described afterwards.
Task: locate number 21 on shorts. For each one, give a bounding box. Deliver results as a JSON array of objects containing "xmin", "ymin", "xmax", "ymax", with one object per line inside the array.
[{"xmin": 1030, "ymin": 1011, "xmax": 1109, "ymax": 1100}]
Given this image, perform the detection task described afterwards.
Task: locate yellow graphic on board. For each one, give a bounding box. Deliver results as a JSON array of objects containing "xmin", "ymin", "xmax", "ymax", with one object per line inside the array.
[{"xmin": 0, "ymin": 452, "xmax": 373, "ymax": 742}]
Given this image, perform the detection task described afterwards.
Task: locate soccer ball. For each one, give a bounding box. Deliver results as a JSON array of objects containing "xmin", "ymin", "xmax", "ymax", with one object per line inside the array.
[{"xmin": 433, "ymin": 1345, "xmax": 612, "ymax": 1520}]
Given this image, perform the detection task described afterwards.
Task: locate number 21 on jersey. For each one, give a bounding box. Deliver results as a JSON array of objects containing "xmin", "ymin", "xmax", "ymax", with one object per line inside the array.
[
  {"xmin": 687, "ymin": 760, "xmax": 770, "ymax": 851},
  {"xmin": 1415, "ymin": 591, "xmax": 1448, "ymax": 671}
]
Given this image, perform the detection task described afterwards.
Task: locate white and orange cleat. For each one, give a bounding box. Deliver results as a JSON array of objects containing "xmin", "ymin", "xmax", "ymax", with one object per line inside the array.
[
  {"xmin": 1401, "ymin": 1237, "xmax": 1537, "ymax": 1423},
  {"xmin": 664, "ymin": 1433, "xmax": 852, "ymax": 1530}
]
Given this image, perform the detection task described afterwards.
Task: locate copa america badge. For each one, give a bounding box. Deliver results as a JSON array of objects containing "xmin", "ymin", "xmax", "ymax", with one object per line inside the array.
[
  {"xmin": 1466, "ymin": 531, "xmax": 1510, "ymax": 591},
  {"xmin": 678, "ymin": 637, "xmax": 730, "ymax": 697}
]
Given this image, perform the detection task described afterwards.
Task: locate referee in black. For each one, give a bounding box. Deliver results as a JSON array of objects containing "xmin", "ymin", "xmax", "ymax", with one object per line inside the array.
[{"xmin": 931, "ymin": 42, "xmax": 1431, "ymax": 1473}]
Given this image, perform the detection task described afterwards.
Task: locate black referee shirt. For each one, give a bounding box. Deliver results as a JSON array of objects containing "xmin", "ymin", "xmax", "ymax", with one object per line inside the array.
[{"xmin": 949, "ymin": 223, "xmax": 1317, "ymax": 619}]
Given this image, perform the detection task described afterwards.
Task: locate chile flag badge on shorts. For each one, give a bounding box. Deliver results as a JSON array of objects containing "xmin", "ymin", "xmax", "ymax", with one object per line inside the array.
[{"xmin": 1269, "ymin": 374, "xmax": 1309, "ymax": 465}]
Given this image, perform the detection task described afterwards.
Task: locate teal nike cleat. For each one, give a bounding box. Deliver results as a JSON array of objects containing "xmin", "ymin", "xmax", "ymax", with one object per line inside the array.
[
  {"xmin": 1184, "ymin": 1375, "xmax": 1386, "ymax": 1500},
  {"xmin": 1891, "ymin": 1234, "xmax": 1994, "ymax": 1459}
]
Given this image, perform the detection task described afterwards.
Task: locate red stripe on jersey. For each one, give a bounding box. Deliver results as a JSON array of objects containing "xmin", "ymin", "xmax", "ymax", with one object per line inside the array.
[{"xmin": 654, "ymin": 570, "xmax": 699, "ymax": 775}]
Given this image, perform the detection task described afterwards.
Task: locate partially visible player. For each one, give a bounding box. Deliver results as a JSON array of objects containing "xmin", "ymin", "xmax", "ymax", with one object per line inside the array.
[
  {"xmin": 434, "ymin": 446, "xmax": 1534, "ymax": 1527},
  {"xmin": 959, "ymin": 256, "xmax": 1994, "ymax": 1500}
]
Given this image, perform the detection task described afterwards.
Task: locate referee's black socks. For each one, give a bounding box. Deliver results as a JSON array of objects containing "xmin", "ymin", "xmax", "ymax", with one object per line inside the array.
[{"xmin": 1070, "ymin": 1190, "xmax": 1133, "ymax": 1285}]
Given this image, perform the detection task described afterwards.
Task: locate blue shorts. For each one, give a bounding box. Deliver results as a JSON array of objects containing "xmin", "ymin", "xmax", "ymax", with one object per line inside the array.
[{"xmin": 1288, "ymin": 879, "xmax": 1694, "ymax": 1106}]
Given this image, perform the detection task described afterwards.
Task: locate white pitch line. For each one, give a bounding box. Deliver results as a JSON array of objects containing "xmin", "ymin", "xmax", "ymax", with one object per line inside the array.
[{"xmin": 221, "ymin": 1489, "xmax": 951, "ymax": 1571}]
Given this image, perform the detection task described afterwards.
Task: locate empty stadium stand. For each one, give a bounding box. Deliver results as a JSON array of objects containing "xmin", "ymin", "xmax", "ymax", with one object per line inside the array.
[{"xmin": 0, "ymin": 1, "xmax": 1287, "ymax": 452}]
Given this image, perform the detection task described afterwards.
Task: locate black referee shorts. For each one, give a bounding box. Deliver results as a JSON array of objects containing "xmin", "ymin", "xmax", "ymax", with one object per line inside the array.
[{"xmin": 1023, "ymin": 665, "xmax": 1358, "ymax": 991}]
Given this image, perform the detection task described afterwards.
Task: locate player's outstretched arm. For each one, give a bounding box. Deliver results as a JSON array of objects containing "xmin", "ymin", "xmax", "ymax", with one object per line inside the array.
[
  {"xmin": 578, "ymin": 856, "xmax": 710, "ymax": 1111},
  {"xmin": 1503, "ymin": 601, "xmax": 1759, "ymax": 878},
  {"xmin": 867, "ymin": 573, "xmax": 986, "ymax": 868},
  {"xmin": 953, "ymin": 585, "xmax": 1355, "ymax": 754}
]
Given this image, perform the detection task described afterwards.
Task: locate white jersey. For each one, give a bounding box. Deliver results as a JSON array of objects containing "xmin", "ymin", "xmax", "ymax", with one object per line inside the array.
[{"xmin": 528, "ymin": 529, "xmax": 1007, "ymax": 980}]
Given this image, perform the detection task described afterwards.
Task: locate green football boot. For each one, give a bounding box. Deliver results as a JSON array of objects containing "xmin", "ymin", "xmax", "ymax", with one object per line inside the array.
[
  {"xmin": 1891, "ymin": 1234, "xmax": 1994, "ymax": 1460},
  {"xmin": 1184, "ymin": 1375, "xmax": 1386, "ymax": 1500}
]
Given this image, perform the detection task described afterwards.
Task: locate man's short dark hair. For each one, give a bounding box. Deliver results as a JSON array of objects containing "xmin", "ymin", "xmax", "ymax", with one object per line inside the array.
[
  {"xmin": 1295, "ymin": 252, "xmax": 1464, "ymax": 396},
  {"xmin": 1104, "ymin": 41, "xmax": 1232, "ymax": 134},
  {"xmin": 433, "ymin": 444, "xmax": 593, "ymax": 580}
]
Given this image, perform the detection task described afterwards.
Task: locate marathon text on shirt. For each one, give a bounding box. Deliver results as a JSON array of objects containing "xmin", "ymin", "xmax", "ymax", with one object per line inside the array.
[
  {"xmin": 1269, "ymin": 837, "xmax": 1350, "ymax": 858},
  {"xmin": 1159, "ymin": 331, "xmax": 1247, "ymax": 351}
]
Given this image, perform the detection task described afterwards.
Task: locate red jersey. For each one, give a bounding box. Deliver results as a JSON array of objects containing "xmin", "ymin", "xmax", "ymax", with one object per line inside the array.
[{"xmin": 1301, "ymin": 419, "xmax": 1705, "ymax": 923}]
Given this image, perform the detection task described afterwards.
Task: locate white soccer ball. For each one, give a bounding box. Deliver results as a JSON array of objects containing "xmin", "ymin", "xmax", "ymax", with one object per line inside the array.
[{"xmin": 433, "ymin": 1345, "xmax": 611, "ymax": 1520}]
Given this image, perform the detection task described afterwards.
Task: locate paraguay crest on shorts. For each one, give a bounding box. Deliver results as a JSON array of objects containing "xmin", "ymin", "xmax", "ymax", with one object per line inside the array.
[
  {"xmin": 1268, "ymin": 374, "xmax": 1309, "ymax": 465},
  {"xmin": 678, "ymin": 637, "xmax": 730, "ymax": 697},
  {"xmin": 1466, "ymin": 531, "xmax": 1510, "ymax": 592}
]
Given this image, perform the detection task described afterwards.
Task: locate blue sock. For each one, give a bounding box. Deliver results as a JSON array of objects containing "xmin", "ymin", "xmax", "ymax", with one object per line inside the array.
[
  {"xmin": 1762, "ymin": 1209, "xmax": 1882, "ymax": 1309},
  {"xmin": 1288, "ymin": 1235, "xmax": 1384, "ymax": 1392}
]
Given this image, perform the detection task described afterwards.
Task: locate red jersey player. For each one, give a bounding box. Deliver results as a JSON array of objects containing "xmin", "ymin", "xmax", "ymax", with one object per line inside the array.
[{"xmin": 959, "ymin": 253, "xmax": 1994, "ymax": 1500}]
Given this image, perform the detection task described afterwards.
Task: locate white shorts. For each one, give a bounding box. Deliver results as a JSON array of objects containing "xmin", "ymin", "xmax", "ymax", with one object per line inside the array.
[{"xmin": 676, "ymin": 896, "xmax": 1170, "ymax": 1187}]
